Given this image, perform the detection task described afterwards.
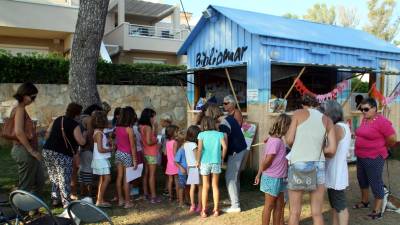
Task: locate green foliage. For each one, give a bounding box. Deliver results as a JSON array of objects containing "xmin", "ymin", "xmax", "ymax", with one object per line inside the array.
[
  {"xmin": 0, "ymin": 53, "xmax": 186, "ymax": 85},
  {"xmin": 303, "ymin": 3, "xmax": 336, "ymax": 25},
  {"xmin": 282, "ymin": 13, "xmax": 299, "ymax": 19},
  {"xmin": 364, "ymin": 0, "xmax": 400, "ymax": 42},
  {"xmin": 351, "ymin": 78, "xmax": 369, "ymax": 93},
  {"xmin": 337, "ymin": 6, "xmax": 360, "ymax": 28}
]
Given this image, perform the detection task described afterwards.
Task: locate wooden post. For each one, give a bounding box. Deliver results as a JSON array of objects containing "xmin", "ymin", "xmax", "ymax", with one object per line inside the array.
[
  {"xmin": 225, "ymin": 68, "xmax": 241, "ymax": 112},
  {"xmin": 284, "ymin": 67, "xmax": 306, "ymax": 100},
  {"xmin": 179, "ymin": 80, "xmax": 192, "ymax": 110}
]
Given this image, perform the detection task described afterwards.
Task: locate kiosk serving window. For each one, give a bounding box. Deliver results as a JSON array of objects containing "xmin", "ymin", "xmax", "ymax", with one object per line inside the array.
[
  {"xmin": 271, "ymin": 65, "xmax": 344, "ymax": 111},
  {"xmin": 193, "ymin": 66, "xmax": 247, "ymax": 111}
]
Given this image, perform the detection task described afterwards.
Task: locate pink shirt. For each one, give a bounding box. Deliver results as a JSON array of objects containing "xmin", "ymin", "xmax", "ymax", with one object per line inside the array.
[
  {"xmin": 262, "ymin": 137, "xmax": 287, "ymax": 178},
  {"xmin": 355, "ymin": 115, "xmax": 395, "ymax": 159},
  {"xmin": 140, "ymin": 125, "xmax": 158, "ymax": 156},
  {"xmin": 165, "ymin": 140, "xmax": 179, "ymax": 175},
  {"xmin": 115, "ymin": 127, "xmax": 131, "ymax": 154}
]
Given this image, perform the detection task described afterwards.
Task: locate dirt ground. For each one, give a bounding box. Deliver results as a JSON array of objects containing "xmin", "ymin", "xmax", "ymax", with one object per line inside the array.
[{"xmin": 99, "ymin": 160, "xmax": 400, "ymax": 225}]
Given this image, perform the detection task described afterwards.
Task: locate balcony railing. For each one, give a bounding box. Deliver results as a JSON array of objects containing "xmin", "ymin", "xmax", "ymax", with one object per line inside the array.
[{"xmin": 128, "ymin": 24, "xmax": 189, "ymax": 41}]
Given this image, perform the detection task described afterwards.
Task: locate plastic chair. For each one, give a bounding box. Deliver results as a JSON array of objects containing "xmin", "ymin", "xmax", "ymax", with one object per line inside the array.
[
  {"xmin": 9, "ymin": 190, "xmax": 72, "ymax": 225},
  {"xmin": 0, "ymin": 192, "xmax": 17, "ymax": 225},
  {"xmin": 67, "ymin": 200, "xmax": 113, "ymax": 225}
]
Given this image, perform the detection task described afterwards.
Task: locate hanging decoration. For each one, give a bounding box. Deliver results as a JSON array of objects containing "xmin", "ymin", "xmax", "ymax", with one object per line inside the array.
[
  {"xmin": 371, "ymin": 83, "xmax": 400, "ymax": 106},
  {"xmin": 294, "ymin": 79, "xmax": 349, "ymax": 103}
]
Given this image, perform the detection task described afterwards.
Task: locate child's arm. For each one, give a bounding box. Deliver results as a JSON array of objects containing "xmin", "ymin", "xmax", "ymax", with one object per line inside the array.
[
  {"xmin": 220, "ymin": 137, "xmax": 227, "ymax": 162},
  {"xmin": 261, "ymin": 154, "xmax": 276, "ymax": 171},
  {"xmin": 94, "ymin": 131, "xmax": 111, "ymax": 153},
  {"xmin": 127, "ymin": 127, "xmax": 138, "ymax": 169},
  {"xmin": 172, "ymin": 141, "xmax": 177, "ymax": 156},
  {"xmin": 196, "ymin": 140, "xmax": 203, "ymax": 167},
  {"xmin": 175, "ymin": 162, "xmax": 187, "ymax": 174},
  {"xmin": 254, "ymin": 154, "xmax": 276, "ymax": 185}
]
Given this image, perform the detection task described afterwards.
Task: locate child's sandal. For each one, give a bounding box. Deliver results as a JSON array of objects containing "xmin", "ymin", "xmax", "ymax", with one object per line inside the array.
[
  {"xmin": 200, "ymin": 210, "xmax": 207, "ymax": 218},
  {"xmin": 213, "ymin": 209, "xmax": 220, "ymax": 217}
]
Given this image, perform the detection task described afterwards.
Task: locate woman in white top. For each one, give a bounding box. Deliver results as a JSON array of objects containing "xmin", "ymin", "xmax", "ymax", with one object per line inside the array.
[
  {"xmin": 285, "ymin": 95, "xmax": 337, "ymax": 225},
  {"xmin": 322, "ymin": 100, "xmax": 351, "ymax": 225}
]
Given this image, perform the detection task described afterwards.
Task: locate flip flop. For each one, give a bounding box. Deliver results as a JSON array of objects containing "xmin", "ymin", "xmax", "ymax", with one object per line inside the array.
[
  {"xmin": 353, "ymin": 201, "xmax": 370, "ymax": 209},
  {"xmin": 96, "ymin": 202, "xmax": 112, "ymax": 208}
]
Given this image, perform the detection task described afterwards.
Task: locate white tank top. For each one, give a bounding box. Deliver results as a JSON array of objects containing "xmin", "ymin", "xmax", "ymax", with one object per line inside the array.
[
  {"xmin": 93, "ymin": 130, "xmax": 111, "ymax": 159},
  {"xmin": 325, "ymin": 122, "xmax": 351, "ymax": 190},
  {"xmin": 290, "ymin": 109, "xmax": 326, "ymax": 164}
]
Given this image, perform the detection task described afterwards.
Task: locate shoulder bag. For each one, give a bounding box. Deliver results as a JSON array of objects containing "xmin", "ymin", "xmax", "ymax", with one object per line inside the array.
[{"xmin": 287, "ymin": 117, "xmax": 328, "ymax": 191}]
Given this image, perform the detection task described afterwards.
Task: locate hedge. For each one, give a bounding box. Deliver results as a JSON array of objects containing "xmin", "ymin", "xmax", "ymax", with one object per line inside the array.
[{"xmin": 0, "ymin": 50, "xmax": 187, "ymax": 86}]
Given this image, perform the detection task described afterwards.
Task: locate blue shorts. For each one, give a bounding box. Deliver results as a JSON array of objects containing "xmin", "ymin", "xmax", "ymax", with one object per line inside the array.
[
  {"xmin": 178, "ymin": 175, "xmax": 187, "ymax": 188},
  {"xmin": 260, "ymin": 174, "xmax": 286, "ymax": 197},
  {"xmin": 288, "ymin": 161, "xmax": 325, "ymax": 186},
  {"xmin": 200, "ymin": 163, "xmax": 221, "ymax": 175}
]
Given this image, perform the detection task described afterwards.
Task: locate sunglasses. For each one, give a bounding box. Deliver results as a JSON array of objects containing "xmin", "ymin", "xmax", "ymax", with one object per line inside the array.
[
  {"xmin": 30, "ymin": 95, "xmax": 37, "ymax": 101},
  {"xmin": 360, "ymin": 107, "xmax": 370, "ymax": 113},
  {"xmin": 223, "ymin": 102, "xmax": 230, "ymax": 105}
]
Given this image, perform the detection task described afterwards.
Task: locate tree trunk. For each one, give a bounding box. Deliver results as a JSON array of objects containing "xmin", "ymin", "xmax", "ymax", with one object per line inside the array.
[{"xmin": 68, "ymin": 0, "xmax": 110, "ymax": 109}]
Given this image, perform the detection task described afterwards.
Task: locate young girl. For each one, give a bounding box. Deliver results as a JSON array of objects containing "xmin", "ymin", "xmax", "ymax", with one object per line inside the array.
[
  {"xmin": 184, "ymin": 125, "xmax": 202, "ymax": 212},
  {"xmin": 197, "ymin": 116, "xmax": 227, "ymax": 218},
  {"xmin": 254, "ymin": 114, "xmax": 291, "ymax": 225},
  {"xmin": 174, "ymin": 130, "xmax": 188, "ymax": 207},
  {"xmin": 165, "ymin": 125, "xmax": 180, "ymax": 201},
  {"xmin": 91, "ymin": 111, "xmax": 113, "ymax": 207},
  {"xmin": 115, "ymin": 106, "xmax": 138, "ymax": 209},
  {"xmin": 139, "ymin": 108, "xmax": 161, "ymax": 203}
]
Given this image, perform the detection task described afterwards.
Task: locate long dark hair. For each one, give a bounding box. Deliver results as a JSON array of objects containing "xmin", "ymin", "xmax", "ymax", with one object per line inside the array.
[
  {"xmin": 138, "ymin": 108, "xmax": 156, "ymax": 127},
  {"xmin": 13, "ymin": 82, "xmax": 38, "ymax": 103},
  {"xmin": 118, "ymin": 106, "xmax": 137, "ymax": 127}
]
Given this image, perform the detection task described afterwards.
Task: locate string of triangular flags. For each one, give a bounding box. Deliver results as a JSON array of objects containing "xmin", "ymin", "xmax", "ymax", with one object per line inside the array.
[
  {"xmin": 371, "ymin": 83, "xmax": 400, "ymax": 106},
  {"xmin": 294, "ymin": 79, "xmax": 349, "ymax": 103}
]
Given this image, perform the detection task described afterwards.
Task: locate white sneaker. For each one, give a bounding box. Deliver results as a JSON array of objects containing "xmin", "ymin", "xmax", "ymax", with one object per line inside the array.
[{"xmin": 222, "ymin": 207, "xmax": 241, "ymax": 213}]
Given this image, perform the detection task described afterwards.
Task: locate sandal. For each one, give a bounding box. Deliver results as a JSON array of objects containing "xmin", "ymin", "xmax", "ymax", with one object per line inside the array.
[
  {"xmin": 118, "ymin": 200, "xmax": 125, "ymax": 207},
  {"xmin": 368, "ymin": 210, "xmax": 382, "ymax": 220},
  {"xmin": 189, "ymin": 205, "xmax": 196, "ymax": 212},
  {"xmin": 352, "ymin": 201, "xmax": 369, "ymax": 209},
  {"xmin": 124, "ymin": 202, "xmax": 134, "ymax": 209},
  {"xmin": 213, "ymin": 209, "xmax": 220, "ymax": 217},
  {"xmin": 96, "ymin": 202, "xmax": 112, "ymax": 208},
  {"xmin": 200, "ymin": 210, "xmax": 208, "ymax": 218}
]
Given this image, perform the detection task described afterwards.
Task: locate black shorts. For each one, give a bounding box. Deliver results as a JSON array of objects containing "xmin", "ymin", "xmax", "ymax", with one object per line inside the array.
[{"xmin": 327, "ymin": 188, "xmax": 347, "ymax": 212}]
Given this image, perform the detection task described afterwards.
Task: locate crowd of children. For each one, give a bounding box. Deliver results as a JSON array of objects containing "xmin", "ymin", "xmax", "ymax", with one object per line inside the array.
[{"xmin": 68, "ymin": 104, "xmax": 230, "ymax": 218}]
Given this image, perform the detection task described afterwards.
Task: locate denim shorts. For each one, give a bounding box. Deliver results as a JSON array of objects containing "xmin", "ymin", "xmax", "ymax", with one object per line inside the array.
[
  {"xmin": 178, "ymin": 174, "xmax": 187, "ymax": 188},
  {"xmin": 200, "ymin": 163, "xmax": 221, "ymax": 175},
  {"xmin": 288, "ymin": 161, "xmax": 325, "ymax": 186},
  {"xmin": 260, "ymin": 174, "xmax": 287, "ymax": 197}
]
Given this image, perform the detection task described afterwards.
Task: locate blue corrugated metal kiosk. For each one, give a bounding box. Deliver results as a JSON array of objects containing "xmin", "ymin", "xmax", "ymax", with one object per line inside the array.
[{"xmin": 178, "ymin": 5, "xmax": 400, "ymax": 169}]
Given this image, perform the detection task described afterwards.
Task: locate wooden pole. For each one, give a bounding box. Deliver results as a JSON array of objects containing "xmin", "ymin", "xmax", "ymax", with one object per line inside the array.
[
  {"xmin": 225, "ymin": 68, "xmax": 241, "ymax": 112},
  {"xmin": 179, "ymin": 80, "xmax": 192, "ymax": 110},
  {"xmin": 284, "ymin": 67, "xmax": 306, "ymax": 100},
  {"xmin": 341, "ymin": 73, "xmax": 366, "ymax": 107}
]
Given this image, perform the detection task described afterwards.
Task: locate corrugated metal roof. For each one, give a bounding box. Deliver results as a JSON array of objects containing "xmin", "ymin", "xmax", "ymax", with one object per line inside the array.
[{"xmin": 178, "ymin": 5, "xmax": 400, "ymax": 55}]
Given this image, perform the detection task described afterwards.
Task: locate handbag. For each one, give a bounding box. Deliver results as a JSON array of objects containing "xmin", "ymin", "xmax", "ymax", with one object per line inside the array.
[
  {"xmin": 287, "ymin": 117, "xmax": 328, "ymax": 191},
  {"xmin": 1, "ymin": 108, "xmax": 35, "ymax": 141}
]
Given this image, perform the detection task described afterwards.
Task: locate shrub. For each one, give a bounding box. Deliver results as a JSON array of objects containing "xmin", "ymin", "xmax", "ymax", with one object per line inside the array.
[{"xmin": 0, "ymin": 51, "xmax": 186, "ymax": 86}]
